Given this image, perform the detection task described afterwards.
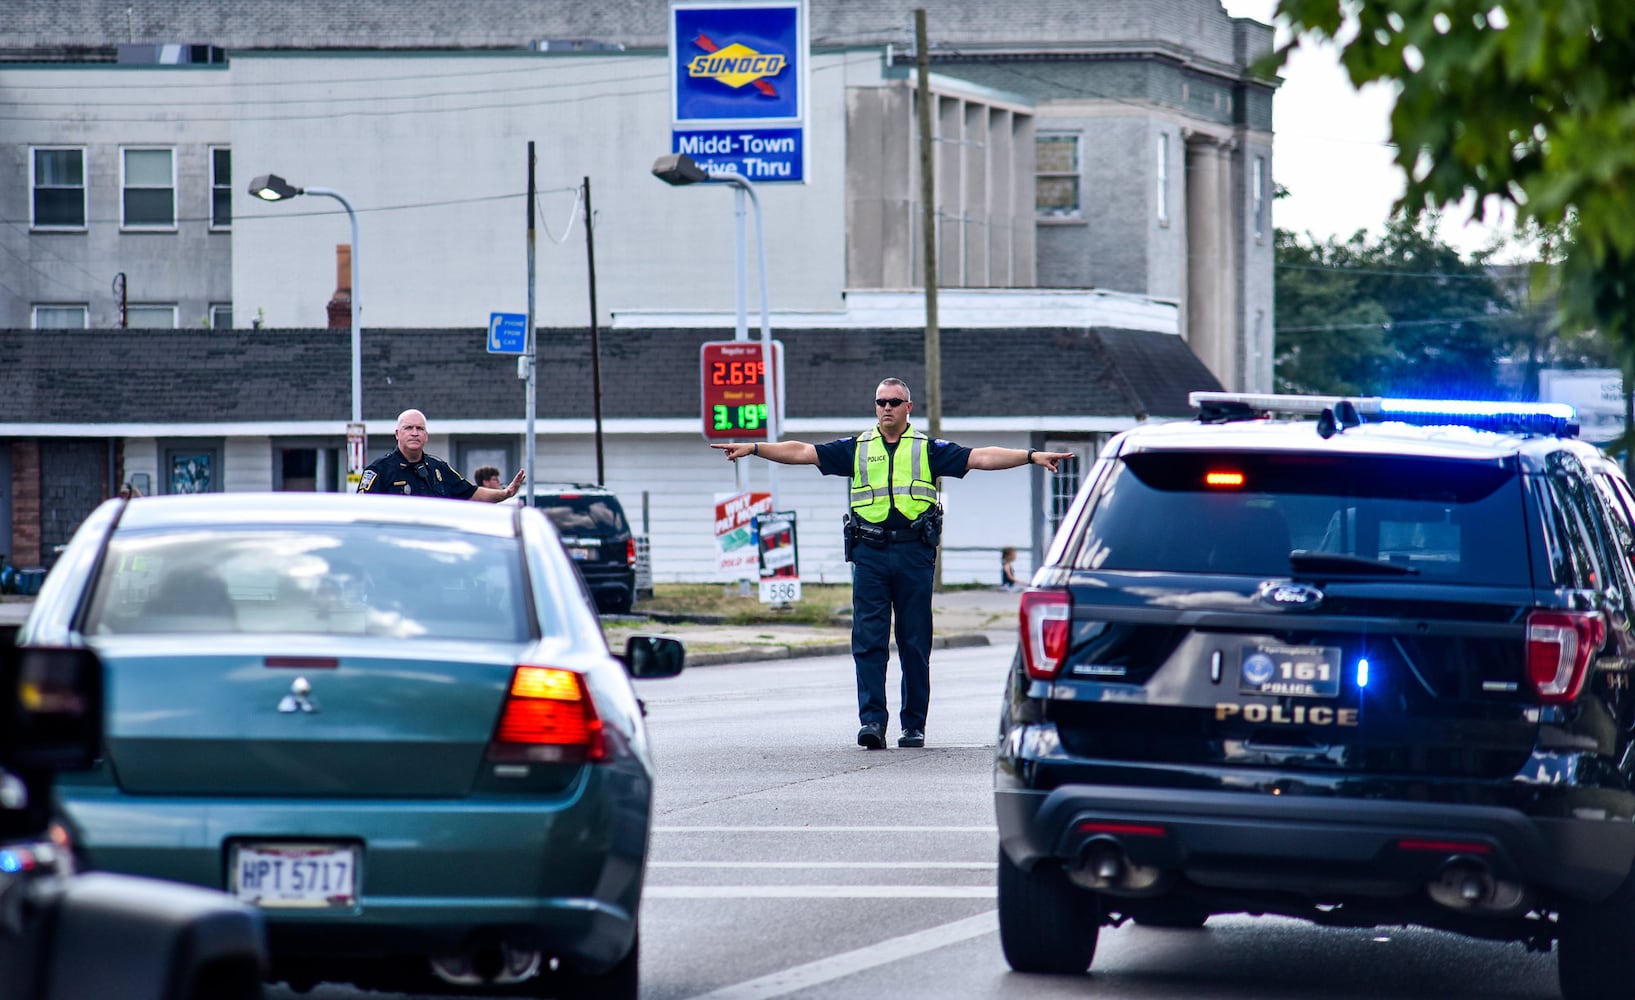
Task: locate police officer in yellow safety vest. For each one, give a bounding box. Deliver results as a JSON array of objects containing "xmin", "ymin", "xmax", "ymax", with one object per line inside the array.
[{"xmin": 712, "ymin": 377, "xmax": 1074, "ymax": 750}]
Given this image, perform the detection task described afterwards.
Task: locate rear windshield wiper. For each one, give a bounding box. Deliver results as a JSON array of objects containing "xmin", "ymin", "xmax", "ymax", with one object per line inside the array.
[{"xmin": 1288, "ymin": 549, "xmax": 1419, "ymax": 577}]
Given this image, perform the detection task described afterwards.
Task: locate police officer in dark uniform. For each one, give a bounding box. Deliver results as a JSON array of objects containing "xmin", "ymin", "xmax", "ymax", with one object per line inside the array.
[
  {"xmin": 358, "ymin": 408, "xmax": 525, "ymax": 501},
  {"xmin": 711, "ymin": 377, "xmax": 1073, "ymax": 750}
]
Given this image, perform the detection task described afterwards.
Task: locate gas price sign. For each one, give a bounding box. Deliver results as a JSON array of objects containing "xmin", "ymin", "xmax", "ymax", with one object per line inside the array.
[{"xmin": 700, "ymin": 340, "xmax": 783, "ymax": 441}]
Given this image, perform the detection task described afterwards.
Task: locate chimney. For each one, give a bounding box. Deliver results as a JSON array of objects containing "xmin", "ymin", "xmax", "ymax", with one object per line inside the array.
[{"xmin": 326, "ymin": 244, "xmax": 352, "ymax": 329}]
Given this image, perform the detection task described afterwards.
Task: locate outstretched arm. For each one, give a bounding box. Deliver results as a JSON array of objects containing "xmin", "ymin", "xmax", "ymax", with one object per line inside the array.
[
  {"xmin": 966, "ymin": 447, "xmax": 1076, "ymax": 473},
  {"xmin": 712, "ymin": 441, "xmax": 821, "ymax": 465},
  {"xmin": 473, "ymin": 468, "xmax": 525, "ymax": 503}
]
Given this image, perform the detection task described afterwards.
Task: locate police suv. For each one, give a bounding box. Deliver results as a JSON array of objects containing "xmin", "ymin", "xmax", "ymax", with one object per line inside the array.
[{"xmin": 995, "ymin": 393, "xmax": 1635, "ymax": 1000}]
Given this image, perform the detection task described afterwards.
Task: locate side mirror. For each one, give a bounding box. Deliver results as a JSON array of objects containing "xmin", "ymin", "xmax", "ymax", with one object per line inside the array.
[
  {"xmin": 1, "ymin": 644, "xmax": 104, "ymax": 772},
  {"xmin": 622, "ymin": 635, "xmax": 686, "ymax": 679}
]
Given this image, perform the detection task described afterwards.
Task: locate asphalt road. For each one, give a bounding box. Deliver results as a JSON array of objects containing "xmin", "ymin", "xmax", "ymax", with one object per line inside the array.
[{"xmin": 270, "ymin": 639, "xmax": 1567, "ymax": 1000}]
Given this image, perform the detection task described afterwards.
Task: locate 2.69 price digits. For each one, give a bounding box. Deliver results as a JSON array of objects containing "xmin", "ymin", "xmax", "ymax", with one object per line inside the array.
[
  {"xmin": 710, "ymin": 360, "xmax": 765, "ymax": 386},
  {"xmin": 713, "ymin": 403, "xmax": 768, "ymax": 431}
]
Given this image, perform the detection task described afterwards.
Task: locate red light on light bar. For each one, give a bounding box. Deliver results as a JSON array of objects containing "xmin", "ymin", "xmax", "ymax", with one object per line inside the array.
[
  {"xmin": 1395, "ymin": 839, "xmax": 1493, "ymax": 855},
  {"xmin": 1205, "ymin": 471, "xmax": 1245, "ymax": 488},
  {"xmin": 1076, "ymin": 821, "xmax": 1167, "ymax": 838}
]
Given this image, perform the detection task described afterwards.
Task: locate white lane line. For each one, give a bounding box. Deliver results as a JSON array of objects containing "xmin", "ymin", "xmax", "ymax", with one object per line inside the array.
[
  {"xmin": 647, "ymin": 886, "xmax": 993, "ymax": 899},
  {"xmin": 654, "ymin": 825, "xmax": 995, "ymax": 833},
  {"xmin": 682, "ymin": 909, "xmax": 998, "ymax": 1000},
  {"xmin": 650, "ymin": 861, "xmax": 993, "ymax": 870}
]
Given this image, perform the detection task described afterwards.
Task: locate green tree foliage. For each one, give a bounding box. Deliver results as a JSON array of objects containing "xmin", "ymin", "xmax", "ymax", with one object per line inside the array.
[
  {"xmin": 1271, "ymin": 0, "xmax": 1635, "ymax": 449},
  {"xmin": 1275, "ymin": 218, "xmax": 1521, "ymax": 396}
]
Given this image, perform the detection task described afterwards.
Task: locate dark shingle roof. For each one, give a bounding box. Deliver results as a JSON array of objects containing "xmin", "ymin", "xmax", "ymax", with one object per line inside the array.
[{"xmin": 0, "ymin": 326, "xmax": 1220, "ymax": 425}]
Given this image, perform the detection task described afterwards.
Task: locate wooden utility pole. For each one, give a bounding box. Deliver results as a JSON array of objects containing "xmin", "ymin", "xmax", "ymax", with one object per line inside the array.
[
  {"xmin": 915, "ymin": 8, "xmax": 944, "ymax": 588},
  {"xmin": 915, "ymin": 9, "xmax": 941, "ymax": 441}
]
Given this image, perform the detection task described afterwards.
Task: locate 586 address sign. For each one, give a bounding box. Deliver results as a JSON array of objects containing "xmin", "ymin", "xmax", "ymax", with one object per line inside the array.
[{"xmin": 700, "ymin": 340, "xmax": 783, "ymax": 441}]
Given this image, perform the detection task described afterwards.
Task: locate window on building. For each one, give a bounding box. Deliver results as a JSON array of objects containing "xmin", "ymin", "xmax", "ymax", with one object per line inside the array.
[
  {"xmin": 1157, "ymin": 134, "xmax": 1170, "ymax": 224},
  {"xmin": 32, "ymin": 148, "xmax": 86, "ymax": 229},
  {"xmin": 210, "ymin": 303, "xmax": 233, "ymax": 329},
  {"xmin": 33, "ymin": 305, "xmax": 88, "ymax": 329},
  {"xmin": 122, "ymin": 148, "xmax": 176, "ymax": 228},
  {"xmin": 211, "ymin": 147, "xmax": 231, "ymax": 229},
  {"xmin": 1253, "ymin": 155, "xmax": 1267, "ymax": 240},
  {"xmin": 126, "ymin": 304, "xmax": 178, "ymax": 328},
  {"xmin": 1035, "ymin": 133, "xmax": 1080, "ymax": 219}
]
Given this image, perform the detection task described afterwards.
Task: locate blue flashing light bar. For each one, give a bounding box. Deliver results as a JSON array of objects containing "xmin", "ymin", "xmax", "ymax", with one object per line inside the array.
[
  {"xmin": 1189, "ymin": 392, "xmax": 1580, "ymax": 438},
  {"xmin": 1356, "ymin": 657, "xmax": 1370, "ymax": 690}
]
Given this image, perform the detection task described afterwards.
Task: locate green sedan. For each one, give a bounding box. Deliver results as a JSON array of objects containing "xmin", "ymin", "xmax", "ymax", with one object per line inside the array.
[{"xmin": 20, "ymin": 492, "xmax": 684, "ymax": 998}]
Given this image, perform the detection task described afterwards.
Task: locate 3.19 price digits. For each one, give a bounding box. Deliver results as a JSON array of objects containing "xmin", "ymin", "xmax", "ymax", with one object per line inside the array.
[{"xmin": 713, "ymin": 403, "xmax": 768, "ymax": 431}]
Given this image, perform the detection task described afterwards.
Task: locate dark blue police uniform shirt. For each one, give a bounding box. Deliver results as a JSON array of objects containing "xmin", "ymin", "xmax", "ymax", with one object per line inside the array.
[
  {"xmin": 357, "ymin": 449, "xmax": 478, "ymax": 499},
  {"xmin": 815, "ymin": 432, "xmax": 971, "ymax": 529}
]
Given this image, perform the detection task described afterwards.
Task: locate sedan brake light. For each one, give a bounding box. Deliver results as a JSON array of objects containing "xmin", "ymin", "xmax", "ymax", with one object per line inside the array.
[
  {"xmin": 1526, "ymin": 610, "xmax": 1605, "ymax": 703},
  {"xmin": 488, "ymin": 666, "xmax": 608, "ymax": 764},
  {"xmin": 1019, "ymin": 589, "xmax": 1072, "ymax": 680}
]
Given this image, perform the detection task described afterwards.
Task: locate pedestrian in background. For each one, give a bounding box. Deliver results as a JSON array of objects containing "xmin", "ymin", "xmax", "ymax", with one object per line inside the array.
[
  {"xmin": 712, "ymin": 377, "xmax": 1073, "ymax": 750},
  {"xmin": 358, "ymin": 409, "xmax": 523, "ymax": 501},
  {"xmin": 1000, "ymin": 546, "xmax": 1020, "ymax": 591},
  {"xmin": 474, "ymin": 465, "xmax": 502, "ymax": 490},
  {"xmin": 116, "ymin": 482, "xmax": 143, "ymax": 500}
]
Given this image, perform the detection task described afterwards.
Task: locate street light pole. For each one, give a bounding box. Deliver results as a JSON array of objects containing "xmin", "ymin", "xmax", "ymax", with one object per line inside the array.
[
  {"xmin": 248, "ymin": 173, "xmax": 363, "ymax": 489},
  {"xmin": 650, "ymin": 154, "xmax": 779, "ymax": 509}
]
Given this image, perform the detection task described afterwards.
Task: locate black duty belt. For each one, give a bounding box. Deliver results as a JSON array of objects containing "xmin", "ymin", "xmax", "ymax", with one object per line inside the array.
[{"xmin": 856, "ymin": 526, "xmax": 923, "ymax": 544}]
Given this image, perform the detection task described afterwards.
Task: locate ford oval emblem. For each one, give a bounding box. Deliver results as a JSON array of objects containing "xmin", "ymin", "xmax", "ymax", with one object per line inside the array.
[{"xmin": 1258, "ymin": 581, "xmax": 1324, "ymax": 611}]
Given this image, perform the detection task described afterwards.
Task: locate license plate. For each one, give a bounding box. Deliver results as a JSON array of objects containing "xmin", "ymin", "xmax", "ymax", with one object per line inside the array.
[
  {"xmin": 231, "ymin": 842, "xmax": 358, "ymax": 908},
  {"xmin": 1239, "ymin": 643, "xmax": 1342, "ymax": 698},
  {"xmin": 567, "ymin": 546, "xmax": 593, "ymax": 561}
]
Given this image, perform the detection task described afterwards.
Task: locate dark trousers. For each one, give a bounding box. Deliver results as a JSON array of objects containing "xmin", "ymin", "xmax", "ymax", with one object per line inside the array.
[{"xmin": 850, "ymin": 539, "xmax": 935, "ymax": 731}]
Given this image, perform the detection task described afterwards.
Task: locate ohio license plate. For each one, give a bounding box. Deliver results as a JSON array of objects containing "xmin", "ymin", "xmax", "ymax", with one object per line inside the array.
[
  {"xmin": 231, "ymin": 842, "xmax": 358, "ymax": 908},
  {"xmin": 1239, "ymin": 643, "xmax": 1342, "ymax": 698}
]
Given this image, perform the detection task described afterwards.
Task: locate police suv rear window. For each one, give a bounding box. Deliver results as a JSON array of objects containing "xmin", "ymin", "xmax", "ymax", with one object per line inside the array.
[
  {"xmin": 535, "ymin": 495, "xmax": 629, "ymax": 535},
  {"xmin": 1074, "ymin": 452, "xmax": 1528, "ymax": 584}
]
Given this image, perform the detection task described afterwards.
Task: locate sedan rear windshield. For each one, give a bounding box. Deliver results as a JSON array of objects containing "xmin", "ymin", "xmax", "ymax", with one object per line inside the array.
[
  {"xmin": 82, "ymin": 525, "xmax": 530, "ymax": 640},
  {"xmin": 1074, "ymin": 451, "xmax": 1529, "ymax": 584}
]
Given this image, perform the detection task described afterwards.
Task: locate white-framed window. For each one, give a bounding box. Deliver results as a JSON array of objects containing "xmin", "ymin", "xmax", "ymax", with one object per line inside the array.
[
  {"xmin": 31, "ymin": 148, "xmax": 87, "ymax": 229},
  {"xmin": 121, "ymin": 147, "xmax": 176, "ymax": 229},
  {"xmin": 126, "ymin": 304, "xmax": 179, "ymax": 328},
  {"xmin": 1035, "ymin": 132, "xmax": 1081, "ymax": 219},
  {"xmin": 32, "ymin": 304, "xmax": 88, "ymax": 329},
  {"xmin": 1252, "ymin": 155, "xmax": 1267, "ymax": 240},
  {"xmin": 210, "ymin": 303, "xmax": 233, "ymax": 329},
  {"xmin": 210, "ymin": 147, "xmax": 232, "ymax": 229},
  {"xmin": 1156, "ymin": 133, "xmax": 1170, "ymax": 225}
]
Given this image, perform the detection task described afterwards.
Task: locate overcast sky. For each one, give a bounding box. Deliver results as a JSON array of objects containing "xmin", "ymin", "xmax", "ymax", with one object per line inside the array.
[{"xmin": 1220, "ymin": 0, "xmax": 1524, "ymax": 259}]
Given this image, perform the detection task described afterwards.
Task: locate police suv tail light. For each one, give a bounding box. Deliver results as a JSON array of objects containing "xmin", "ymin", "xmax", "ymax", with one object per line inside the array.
[
  {"xmin": 488, "ymin": 666, "xmax": 608, "ymax": 764},
  {"xmin": 626, "ymin": 537, "xmax": 637, "ymax": 567},
  {"xmin": 1526, "ymin": 610, "xmax": 1605, "ymax": 703},
  {"xmin": 1020, "ymin": 590, "xmax": 1072, "ymax": 681}
]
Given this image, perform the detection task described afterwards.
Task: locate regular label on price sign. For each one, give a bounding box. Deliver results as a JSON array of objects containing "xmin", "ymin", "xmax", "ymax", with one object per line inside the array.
[{"xmin": 760, "ymin": 578, "xmax": 801, "ymax": 604}]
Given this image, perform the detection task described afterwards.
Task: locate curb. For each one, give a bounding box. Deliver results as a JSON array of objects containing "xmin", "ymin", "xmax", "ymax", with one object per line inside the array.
[{"xmin": 682, "ymin": 631, "xmax": 990, "ymax": 667}]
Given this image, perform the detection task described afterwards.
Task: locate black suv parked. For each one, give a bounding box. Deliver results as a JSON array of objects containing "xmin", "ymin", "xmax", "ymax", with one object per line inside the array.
[
  {"xmin": 996, "ymin": 393, "xmax": 1635, "ymax": 999},
  {"xmin": 529, "ymin": 484, "xmax": 637, "ymax": 614}
]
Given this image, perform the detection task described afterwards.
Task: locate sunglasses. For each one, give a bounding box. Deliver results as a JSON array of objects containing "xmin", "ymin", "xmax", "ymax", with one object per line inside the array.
[{"xmin": 875, "ymin": 398, "xmax": 909, "ymax": 408}]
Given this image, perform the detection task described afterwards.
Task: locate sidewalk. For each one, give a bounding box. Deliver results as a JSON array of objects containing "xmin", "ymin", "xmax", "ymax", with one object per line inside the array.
[
  {"xmin": 0, "ymin": 588, "xmax": 1026, "ymax": 666},
  {"xmin": 606, "ymin": 586, "xmax": 1022, "ymax": 666}
]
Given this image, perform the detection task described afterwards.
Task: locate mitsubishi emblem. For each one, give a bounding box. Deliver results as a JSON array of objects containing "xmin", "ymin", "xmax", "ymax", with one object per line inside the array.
[{"xmin": 278, "ymin": 676, "xmax": 319, "ymax": 714}]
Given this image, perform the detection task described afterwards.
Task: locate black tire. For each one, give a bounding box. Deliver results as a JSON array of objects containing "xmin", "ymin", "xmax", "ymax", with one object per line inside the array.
[
  {"xmin": 1559, "ymin": 865, "xmax": 1635, "ymax": 1000},
  {"xmin": 997, "ymin": 847, "xmax": 1100, "ymax": 974}
]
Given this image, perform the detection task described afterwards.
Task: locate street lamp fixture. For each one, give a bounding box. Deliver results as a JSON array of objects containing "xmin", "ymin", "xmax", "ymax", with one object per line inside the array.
[
  {"xmin": 650, "ymin": 153, "xmax": 779, "ymax": 506},
  {"xmin": 249, "ymin": 171, "xmax": 364, "ymax": 488}
]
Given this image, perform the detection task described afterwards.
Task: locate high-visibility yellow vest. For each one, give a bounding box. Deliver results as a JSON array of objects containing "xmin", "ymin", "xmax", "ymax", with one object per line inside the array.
[{"xmin": 849, "ymin": 425, "xmax": 939, "ymax": 523}]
